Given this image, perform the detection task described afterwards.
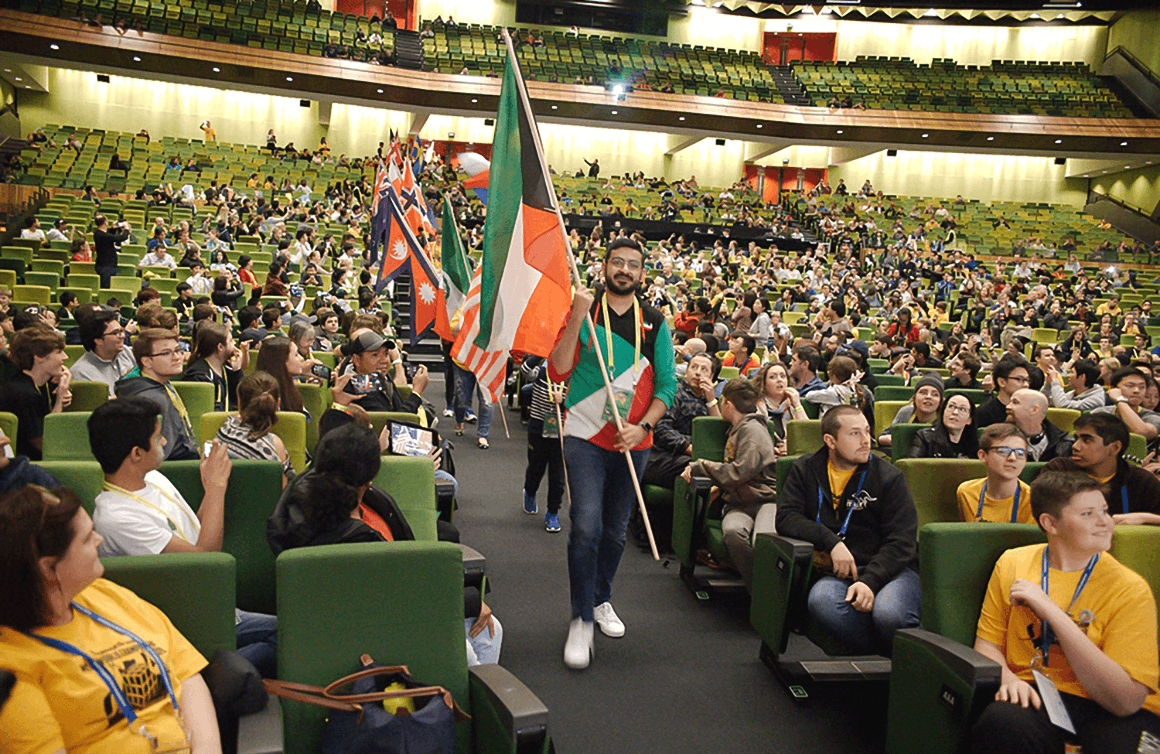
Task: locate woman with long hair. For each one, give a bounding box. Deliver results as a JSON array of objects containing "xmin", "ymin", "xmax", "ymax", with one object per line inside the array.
[
  {"xmin": 909, "ymin": 392, "xmax": 978, "ymax": 459},
  {"xmin": 751, "ymin": 361, "xmax": 807, "ymax": 445},
  {"xmin": 255, "ymin": 336, "xmax": 306, "ymax": 415},
  {"xmin": 879, "ymin": 373, "xmax": 944, "ymax": 448},
  {"xmin": 215, "ymin": 371, "xmax": 294, "ymax": 481},
  {"xmin": 0, "ymin": 486, "xmax": 221, "ymax": 751}
]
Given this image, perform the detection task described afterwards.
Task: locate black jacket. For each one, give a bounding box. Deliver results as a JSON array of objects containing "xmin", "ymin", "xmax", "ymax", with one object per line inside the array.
[
  {"xmin": 974, "ymin": 396, "xmax": 1007, "ymax": 429},
  {"xmin": 1034, "ymin": 419, "xmax": 1073, "ymax": 462},
  {"xmin": 909, "ymin": 424, "xmax": 977, "ymax": 459},
  {"xmin": 1044, "ymin": 457, "xmax": 1160, "ymax": 516},
  {"xmin": 182, "ymin": 358, "xmax": 242, "ymax": 412},
  {"xmin": 776, "ymin": 446, "xmax": 918, "ymax": 593}
]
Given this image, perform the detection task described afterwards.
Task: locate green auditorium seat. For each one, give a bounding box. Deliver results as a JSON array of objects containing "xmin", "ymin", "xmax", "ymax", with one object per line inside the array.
[
  {"xmin": 199, "ymin": 410, "xmax": 307, "ymax": 474},
  {"xmin": 298, "ymin": 383, "xmax": 327, "ymax": 452},
  {"xmin": 785, "ymin": 419, "xmax": 822, "ymax": 455},
  {"xmin": 1045, "ymin": 407, "xmax": 1080, "ymax": 433},
  {"xmin": 875, "ymin": 374, "xmax": 907, "ymax": 387},
  {"xmin": 364, "ymin": 410, "xmax": 424, "ymax": 437},
  {"xmin": 373, "ymin": 455, "xmax": 440, "ymax": 543},
  {"xmin": 172, "ymin": 381, "xmax": 216, "ymax": 422},
  {"xmin": 888, "ymin": 423, "xmax": 930, "ymax": 462},
  {"xmin": 275, "ymin": 542, "xmax": 550, "ymax": 754},
  {"xmin": 67, "ymin": 380, "xmax": 110, "ymax": 412},
  {"xmin": 42, "ymin": 411, "xmax": 95, "ymax": 461},
  {"xmin": 874, "ymin": 385, "xmax": 915, "ymax": 403},
  {"xmin": 0, "ymin": 411, "xmax": 17, "ymax": 445},
  {"xmin": 39, "ymin": 460, "xmax": 104, "ymax": 511},
  {"xmin": 897, "ymin": 459, "xmax": 1046, "ymax": 528},
  {"xmin": 160, "ymin": 459, "xmax": 284, "ymax": 615},
  {"xmin": 875, "ymin": 401, "xmax": 910, "ymax": 437}
]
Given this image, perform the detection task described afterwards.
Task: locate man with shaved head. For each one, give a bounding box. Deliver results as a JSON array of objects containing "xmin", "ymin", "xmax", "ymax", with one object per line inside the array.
[{"xmin": 1005, "ymin": 388, "xmax": 1073, "ymax": 462}]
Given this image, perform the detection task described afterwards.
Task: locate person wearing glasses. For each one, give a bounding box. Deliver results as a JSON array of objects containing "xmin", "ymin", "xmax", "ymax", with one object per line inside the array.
[
  {"xmin": 114, "ymin": 329, "xmax": 200, "ymax": 461},
  {"xmin": 1006, "ymin": 389, "xmax": 1073, "ymax": 463},
  {"xmin": 957, "ymin": 424, "xmax": 1034, "ymax": 523},
  {"xmin": 70, "ymin": 309, "xmax": 136, "ymax": 398},
  {"xmin": 975, "ymin": 356, "xmax": 1032, "ymax": 429}
]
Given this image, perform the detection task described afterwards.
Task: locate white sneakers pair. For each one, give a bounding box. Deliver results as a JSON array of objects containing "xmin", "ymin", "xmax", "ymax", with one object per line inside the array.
[{"xmin": 564, "ymin": 602, "xmax": 625, "ymax": 670}]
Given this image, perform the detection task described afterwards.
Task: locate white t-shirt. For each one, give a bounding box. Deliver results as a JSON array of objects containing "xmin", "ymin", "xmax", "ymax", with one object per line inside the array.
[{"xmin": 94, "ymin": 471, "xmax": 201, "ymax": 556}]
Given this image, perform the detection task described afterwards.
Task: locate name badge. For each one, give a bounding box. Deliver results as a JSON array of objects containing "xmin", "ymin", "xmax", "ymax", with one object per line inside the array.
[{"xmin": 1032, "ymin": 670, "xmax": 1076, "ymax": 734}]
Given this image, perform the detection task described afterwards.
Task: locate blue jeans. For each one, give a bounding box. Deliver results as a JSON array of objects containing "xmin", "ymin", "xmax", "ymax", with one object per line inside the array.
[
  {"xmin": 564, "ymin": 437, "xmax": 649, "ymax": 622},
  {"xmin": 236, "ymin": 610, "xmax": 278, "ymax": 678},
  {"xmin": 453, "ymin": 364, "xmax": 492, "ymax": 438},
  {"xmin": 464, "ymin": 616, "xmax": 503, "ymax": 666},
  {"xmin": 806, "ymin": 569, "xmax": 921, "ymax": 655}
]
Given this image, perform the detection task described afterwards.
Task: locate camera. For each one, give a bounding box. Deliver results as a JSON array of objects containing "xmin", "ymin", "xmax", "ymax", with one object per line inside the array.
[{"xmin": 311, "ymin": 363, "xmax": 332, "ymax": 381}]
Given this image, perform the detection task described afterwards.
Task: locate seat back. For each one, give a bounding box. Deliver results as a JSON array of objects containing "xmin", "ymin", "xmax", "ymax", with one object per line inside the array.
[
  {"xmin": 374, "ymin": 455, "xmax": 439, "ymax": 542},
  {"xmin": 874, "ymin": 386, "xmax": 915, "ymax": 403},
  {"xmin": 276, "ymin": 542, "xmax": 470, "ymax": 754},
  {"xmin": 172, "ymin": 381, "xmax": 216, "ymax": 422},
  {"xmin": 101, "ymin": 552, "xmax": 237, "ymax": 657},
  {"xmin": 161, "ymin": 459, "xmax": 284, "ymax": 614},
  {"xmin": 68, "ymin": 380, "xmax": 110, "ymax": 412},
  {"xmin": 874, "ymin": 401, "xmax": 910, "ymax": 437},
  {"xmin": 918, "ymin": 522, "xmax": 1045, "ymax": 646},
  {"xmin": 896, "ymin": 459, "xmax": 986, "ymax": 527},
  {"xmin": 1046, "ymin": 407, "xmax": 1080, "ymax": 434},
  {"xmin": 39, "ymin": 460, "xmax": 105, "ymax": 513},
  {"xmin": 785, "ymin": 419, "xmax": 822, "ymax": 455},
  {"xmin": 944, "ymin": 388, "xmax": 986, "ymax": 405},
  {"xmin": 199, "ymin": 411, "xmax": 308, "ymax": 473},
  {"xmin": 42, "ymin": 411, "xmax": 95, "ymax": 461},
  {"xmin": 0, "ymin": 411, "xmax": 17, "ymax": 444},
  {"xmin": 672, "ymin": 416, "xmax": 730, "ymax": 567},
  {"xmin": 365, "ymin": 411, "xmax": 423, "ymax": 439},
  {"xmin": 1110, "ymin": 526, "xmax": 1160, "ymax": 605},
  {"xmin": 298, "ymin": 383, "xmax": 327, "ymax": 452},
  {"xmin": 875, "ymin": 373, "xmax": 906, "ymax": 387},
  {"xmin": 889, "ymin": 423, "xmax": 930, "ymax": 462}
]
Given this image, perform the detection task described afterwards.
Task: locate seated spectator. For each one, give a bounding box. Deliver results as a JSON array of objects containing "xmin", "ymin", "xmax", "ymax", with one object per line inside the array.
[
  {"xmin": 1006, "ymin": 388, "xmax": 1072, "ymax": 462},
  {"xmin": 114, "ymin": 328, "xmax": 200, "ymax": 461},
  {"xmin": 254, "ymin": 336, "xmax": 308, "ymax": 419},
  {"xmin": 0, "ymin": 427, "xmax": 60, "ymax": 495},
  {"xmin": 182, "ymin": 321, "xmax": 245, "ymax": 411},
  {"xmin": 70, "ymin": 307, "xmax": 135, "ymax": 397},
  {"xmin": 1043, "ymin": 359, "xmax": 1105, "ymax": 411},
  {"xmin": 19, "ymin": 217, "xmax": 46, "ymax": 243},
  {"xmin": 88, "ymin": 397, "xmax": 277, "ymax": 677},
  {"xmin": 334, "ymin": 331, "xmax": 427, "ymax": 415},
  {"xmin": 910, "ymin": 392, "xmax": 978, "ymax": 459},
  {"xmin": 69, "ymin": 237, "xmax": 91, "ymax": 262},
  {"xmin": 790, "ymin": 344, "xmax": 826, "ymax": 397},
  {"xmin": 267, "ymin": 423, "xmax": 500, "ymax": 665},
  {"xmin": 0, "ymin": 327, "xmax": 72, "ymax": 460},
  {"xmin": 970, "ymin": 471, "xmax": 1160, "ymax": 754},
  {"xmin": 215, "ymin": 371, "xmax": 295, "ymax": 481},
  {"xmin": 957, "ymin": 423, "xmax": 1033, "ymax": 523},
  {"xmin": 777, "ymin": 405, "xmax": 920, "ymax": 655},
  {"xmin": 752, "ymin": 361, "xmax": 807, "ymax": 446},
  {"xmin": 641, "ymin": 352, "xmax": 720, "ymax": 491},
  {"xmin": 976, "ymin": 356, "xmax": 1031, "ymax": 428},
  {"xmin": 680, "ymin": 379, "xmax": 778, "ymax": 590},
  {"xmin": 0, "ymin": 485, "xmax": 222, "ymax": 751},
  {"xmin": 1092, "ymin": 367, "xmax": 1160, "ymax": 442},
  {"xmin": 45, "ymin": 218, "xmax": 70, "ymax": 242},
  {"xmin": 721, "ymin": 332, "xmax": 759, "ymax": 377},
  {"xmin": 879, "ymin": 373, "xmax": 943, "ymax": 448},
  {"xmin": 804, "ymin": 355, "xmax": 876, "ymax": 430},
  {"xmin": 1045, "ymin": 413, "xmax": 1160, "ymax": 525}
]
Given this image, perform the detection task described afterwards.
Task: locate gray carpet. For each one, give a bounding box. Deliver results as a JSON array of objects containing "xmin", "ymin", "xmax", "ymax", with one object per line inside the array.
[{"xmin": 445, "ymin": 402, "xmax": 888, "ymax": 753}]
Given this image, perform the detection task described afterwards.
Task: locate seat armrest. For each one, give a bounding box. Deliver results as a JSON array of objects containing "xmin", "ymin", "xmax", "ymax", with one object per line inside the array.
[
  {"xmin": 754, "ymin": 532, "xmax": 815, "ymax": 563},
  {"xmin": 893, "ymin": 629, "xmax": 1002, "ymax": 688},
  {"xmin": 458, "ymin": 543, "xmax": 486, "ymax": 592},
  {"xmin": 469, "ymin": 664, "xmax": 550, "ymax": 754}
]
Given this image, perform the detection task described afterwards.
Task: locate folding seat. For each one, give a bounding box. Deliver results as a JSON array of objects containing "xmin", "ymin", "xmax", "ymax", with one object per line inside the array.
[
  {"xmin": 42, "ymin": 412, "xmax": 95, "ymax": 461},
  {"xmin": 68, "ymin": 381, "xmax": 111, "ymax": 412},
  {"xmin": 874, "ymin": 385, "xmax": 915, "ymax": 403},
  {"xmin": 172, "ymin": 381, "xmax": 216, "ymax": 422},
  {"xmin": 199, "ymin": 411, "xmax": 307, "ymax": 474},
  {"xmin": 14, "ymin": 284, "xmax": 51, "ymax": 306}
]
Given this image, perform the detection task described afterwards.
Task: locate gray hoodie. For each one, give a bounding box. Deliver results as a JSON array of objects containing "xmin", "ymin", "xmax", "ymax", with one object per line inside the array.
[
  {"xmin": 688, "ymin": 413, "xmax": 778, "ymax": 517},
  {"xmin": 114, "ymin": 376, "xmax": 200, "ymax": 460}
]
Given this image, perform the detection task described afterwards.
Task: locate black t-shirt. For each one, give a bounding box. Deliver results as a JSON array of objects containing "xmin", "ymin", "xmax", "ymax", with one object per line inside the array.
[{"xmin": 0, "ymin": 372, "xmax": 53, "ymax": 460}]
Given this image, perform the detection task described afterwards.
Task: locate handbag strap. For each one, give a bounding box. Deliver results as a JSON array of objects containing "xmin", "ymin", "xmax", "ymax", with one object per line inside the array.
[
  {"xmin": 324, "ymin": 669, "xmax": 472, "ymax": 722},
  {"xmin": 263, "ymin": 679, "xmax": 362, "ymax": 713}
]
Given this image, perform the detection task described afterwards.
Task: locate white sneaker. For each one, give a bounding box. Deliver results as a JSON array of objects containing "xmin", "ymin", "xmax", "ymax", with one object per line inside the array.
[
  {"xmin": 563, "ymin": 618, "xmax": 594, "ymax": 669},
  {"xmin": 593, "ymin": 602, "xmax": 625, "ymax": 638},
  {"xmin": 442, "ymin": 408, "xmax": 455, "ymax": 418}
]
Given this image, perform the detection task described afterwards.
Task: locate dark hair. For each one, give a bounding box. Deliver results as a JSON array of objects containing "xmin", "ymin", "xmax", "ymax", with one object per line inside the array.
[
  {"xmin": 603, "ymin": 236, "xmax": 643, "ymax": 260},
  {"xmin": 912, "ymin": 342, "xmax": 931, "ymax": 359},
  {"xmin": 732, "ymin": 332, "xmax": 756, "ymax": 359},
  {"xmin": 261, "ymin": 307, "xmax": 281, "ymax": 330},
  {"xmin": 1030, "ymin": 471, "xmax": 1106, "ymax": 526},
  {"xmin": 1109, "ymin": 367, "xmax": 1147, "ymax": 388},
  {"xmin": 255, "ymin": 336, "xmax": 304, "ymax": 412},
  {"xmin": 131, "ymin": 327, "xmax": 179, "ymax": 366},
  {"xmin": 979, "ymin": 422, "xmax": 1027, "ymax": 451},
  {"xmin": 301, "ymin": 424, "xmax": 382, "ymax": 534},
  {"xmin": 992, "ymin": 355, "xmax": 1030, "ymax": 382},
  {"xmin": 957, "ymin": 355, "xmax": 982, "ymax": 378},
  {"xmin": 0, "ymin": 485, "xmax": 84, "ymax": 631},
  {"xmin": 721, "ymin": 378, "xmax": 759, "ymax": 414},
  {"xmin": 238, "ymin": 305, "xmax": 262, "ymax": 330},
  {"xmin": 932, "ymin": 392, "xmax": 979, "ymax": 455},
  {"xmin": 792, "ymin": 344, "xmax": 821, "ymax": 374},
  {"xmin": 10, "ymin": 326, "xmax": 64, "ymax": 371},
  {"xmin": 1072, "ymin": 413, "xmax": 1129, "ymax": 461},
  {"xmin": 829, "ymin": 300, "xmax": 846, "ymax": 318},
  {"xmin": 88, "ymin": 396, "xmax": 161, "ymax": 473},
  {"xmin": 78, "ymin": 309, "xmax": 119, "ymax": 352},
  {"xmin": 827, "ymin": 355, "xmax": 857, "ymax": 384},
  {"xmin": 1071, "ymin": 359, "xmax": 1101, "ymax": 388},
  {"xmin": 238, "ymin": 371, "xmax": 281, "ymax": 440},
  {"xmin": 191, "ymin": 321, "xmax": 229, "ymax": 362},
  {"xmin": 821, "ymin": 404, "xmax": 864, "ymax": 440},
  {"xmin": 238, "ymin": 254, "xmax": 253, "ymax": 270}
]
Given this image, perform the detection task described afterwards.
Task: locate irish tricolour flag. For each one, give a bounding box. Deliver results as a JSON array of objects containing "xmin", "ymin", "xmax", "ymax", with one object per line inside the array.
[{"xmin": 473, "ymin": 31, "xmax": 573, "ymax": 357}]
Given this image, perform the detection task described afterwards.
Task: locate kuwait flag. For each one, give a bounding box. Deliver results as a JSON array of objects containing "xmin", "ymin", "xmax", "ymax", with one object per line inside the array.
[
  {"xmin": 473, "ymin": 32, "xmax": 572, "ymax": 358},
  {"xmin": 435, "ymin": 194, "xmax": 470, "ymax": 342}
]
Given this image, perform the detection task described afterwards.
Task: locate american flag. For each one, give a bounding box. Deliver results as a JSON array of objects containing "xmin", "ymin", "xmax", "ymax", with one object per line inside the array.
[{"xmin": 451, "ymin": 265, "xmax": 508, "ymax": 404}]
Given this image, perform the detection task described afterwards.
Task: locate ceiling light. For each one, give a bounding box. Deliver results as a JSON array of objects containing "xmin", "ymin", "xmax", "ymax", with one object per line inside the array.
[
  {"xmin": 13, "ymin": 77, "xmax": 21, "ymax": 81},
  {"xmin": 24, "ymin": 85, "xmax": 31, "ymax": 89},
  {"xmin": 212, "ymin": 67, "xmax": 220, "ymax": 72},
  {"xmin": 132, "ymin": 56, "xmax": 141, "ymax": 61},
  {"xmin": 612, "ymin": 84, "xmax": 624, "ymax": 96},
  {"xmin": 1029, "ymin": 12, "xmax": 1040, "ymax": 19},
  {"xmin": 679, "ymin": 116, "xmax": 685, "ymax": 121},
  {"xmin": 1125, "ymin": 165, "xmax": 1131, "ymax": 168},
  {"xmin": 1121, "ymin": 141, "xmax": 1128, "ymax": 146},
  {"xmin": 924, "ymin": 8, "xmax": 938, "ymax": 17},
  {"xmin": 376, "ymin": 88, "xmax": 383, "ymax": 93},
  {"xmin": 551, "ymin": 105, "xmax": 557, "ymax": 110},
  {"xmin": 3, "ymin": 68, "xmax": 10, "ymax": 72},
  {"xmin": 610, "ymin": 110, "xmax": 617, "ymax": 115},
  {"xmin": 756, "ymin": 124, "xmax": 762, "ymax": 128},
  {"xmin": 471, "ymin": 98, "xmax": 478, "ymax": 103},
  {"xmin": 836, "ymin": 129, "xmax": 843, "ymax": 134},
  {"xmin": 286, "ymin": 76, "xmax": 293, "ymax": 82},
  {"xmin": 921, "ymin": 133, "xmax": 929, "ymax": 138},
  {"xmin": 50, "ymin": 44, "xmax": 59, "ymax": 50},
  {"xmin": 1054, "ymin": 139, "xmax": 1061, "ymax": 144}
]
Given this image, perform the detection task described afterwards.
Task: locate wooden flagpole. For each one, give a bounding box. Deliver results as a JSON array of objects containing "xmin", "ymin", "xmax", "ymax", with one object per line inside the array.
[{"xmin": 500, "ymin": 29, "xmax": 659, "ymax": 560}]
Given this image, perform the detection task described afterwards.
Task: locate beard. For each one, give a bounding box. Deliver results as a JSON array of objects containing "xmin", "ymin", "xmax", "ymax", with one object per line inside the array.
[{"xmin": 604, "ymin": 272, "xmax": 639, "ymax": 296}]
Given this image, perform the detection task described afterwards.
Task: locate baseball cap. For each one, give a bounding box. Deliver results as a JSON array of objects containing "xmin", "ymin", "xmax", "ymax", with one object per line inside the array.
[
  {"xmin": 836, "ymin": 339, "xmax": 870, "ymax": 362},
  {"xmin": 349, "ymin": 331, "xmax": 388, "ymax": 355}
]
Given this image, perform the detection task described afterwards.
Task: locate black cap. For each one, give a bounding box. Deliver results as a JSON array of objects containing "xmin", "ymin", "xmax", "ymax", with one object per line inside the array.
[{"xmin": 349, "ymin": 331, "xmax": 388, "ymax": 355}]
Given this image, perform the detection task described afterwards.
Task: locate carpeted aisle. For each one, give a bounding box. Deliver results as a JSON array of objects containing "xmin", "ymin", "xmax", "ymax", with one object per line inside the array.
[{"xmin": 446, "ymin": 405, "xmax": 888, "ymax": 753}]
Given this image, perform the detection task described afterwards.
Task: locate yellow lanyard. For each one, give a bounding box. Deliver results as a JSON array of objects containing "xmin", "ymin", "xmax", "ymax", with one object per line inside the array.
[
  {"xmin": 163, "ymin": 382, "xmax": 195, "ymax": 438},
  {"xmin": 601, "ymin": 293, "xmax": 640, "ymax": 377},
  {"xmin": 102, "ymin": 480, "xmax": 198, "ymax": 543}
]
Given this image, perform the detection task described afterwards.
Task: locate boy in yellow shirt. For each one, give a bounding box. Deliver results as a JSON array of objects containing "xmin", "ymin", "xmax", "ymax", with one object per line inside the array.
[
  {"xmin": 970, "ymin": 471, "xmax": 1160, "ymax": 753},
  {"xmin": 958, "ymin": 423, "xmax": 1034, "ymax": 524}
]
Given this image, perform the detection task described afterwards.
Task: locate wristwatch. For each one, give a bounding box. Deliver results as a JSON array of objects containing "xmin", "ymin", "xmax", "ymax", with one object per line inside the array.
[{"xmin": 640, "ymin": 421, "xmax": 654, "ymax": 434}]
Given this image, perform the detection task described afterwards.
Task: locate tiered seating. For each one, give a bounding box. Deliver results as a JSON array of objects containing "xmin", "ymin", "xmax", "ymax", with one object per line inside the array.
[
  {"xmin": 793, "ymin": 56, "xmax": 1137, "ymax": 118},
  {"xmin": 17, "ymin": 0, "xmax": 395, "ymax": 61},
  {"xmin": 424, "ymin": 22, "xmax": 783, "ymax": 103},
  {"xmin": 552, "ymin": 174, "xmax": 769, "ymax": 222}
]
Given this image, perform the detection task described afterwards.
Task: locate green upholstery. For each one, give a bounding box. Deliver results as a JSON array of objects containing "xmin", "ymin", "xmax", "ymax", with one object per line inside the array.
[
  {"xmin": 42, "ymin": 411, "xmax": 95, "ymax": 461},
  {"xmin": 894, "ymin": 459, "xmax": 1046, "ymax": 528},
  {"xmin": 1130, "ymin": 433, "xmax": 1148, "ymax": 460},
  {"xmin": 199, "ymin": 410, "xmax": 308, "ymax": 473},
  {"xmin": 672, "ymin": 416, "xmax": 730, "ymax": 569},
  {"xmin": 366, "ymin": 411, "xmax": 423, "ymax": 438},
  {"xmin": 161, "ymin": 459, "xmax": 285, "ymax": 614},
  {"xmin": 275, "ymin": 542, "xmax": 471, "ymax": 754},
  {"xmin": 875, "ymin": 374, "xmax": 906, "ymax": 387},
  {"xmin": 0, "ymin": 411, "xmax": 17, "ymax": 444},
  {"xmin": 68, "ymin": 380, "xmax": 110, "ymax": 412},
  {"xmin": 298, "ymin": 383, "xmax": 327, "ymax": 452},
  {"xmin": 172, "ymin": 381, "xmax": 216, "ymax": 423},
  {"xmin": 944, "ymin": 388, "xmax": 986, "ymax": 405},
  {"xmin": 1111, "ymin": 526, "xmax": 1160, "ymax": 605},
  {"xmin": 874, "ymin": 400, "xmax": 910, "ymax": 437},
  {"xmin": 889, "ymin": 423, "xmax": 930, "ymax": 462},
  {"xmin": 100, "ymin": 551, "xmax": 237, "ymax": 657},
  {"xmin": 785, "ymin": 419, "xmax": 822, "ymax": 456},
  {"xmin": 374, "ymin": 455, "xmax": 440, "ymax": 542},
  {"xmin": 1046, "ymin": 407, "xmax": 1080, "ymax": 434},
  {"xmin": 874, "ymin": 386, "xmax": 915, "ymax": 403},
  {"xmin": 39, "ymin": 461, "xmax": 105, "ymax": 513}
]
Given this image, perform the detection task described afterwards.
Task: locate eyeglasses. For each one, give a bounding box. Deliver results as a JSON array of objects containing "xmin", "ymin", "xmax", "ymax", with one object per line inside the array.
[
  {"xmin": 103, "ymin": 328, "xmax": 124, "ymax": 339},
  {"xmin": 147, "ymin": 349, "xmax": 182, "ymax": 359},
  {"xmin": 607, "ymin": 258, "xmax": 642, "ymax": 271},
  {"xmin": 1003, "ymin": 375, "xmax": 1030, "ymax": 384},
  {"xmin": 987, "ymin": 447, "xmax": 1027, "ymax": 459},
  {"xmin": 944, "ymin": 403, "xmax": 971, "ymax": 415}
]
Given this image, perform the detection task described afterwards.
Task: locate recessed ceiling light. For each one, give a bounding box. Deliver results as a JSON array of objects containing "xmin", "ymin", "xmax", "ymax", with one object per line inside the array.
[
  {"xmin": 1029, "ymin": 12, "xmax": 1040, "ymax": 18},
  {"xmin": 471, "ymin": 98, "xmax": 478, "ymax": 103},
  {"xmin": 1054, "ymin": 139, "xmax": 1062, "ymax": 144},
  {"xmin": 1125, "ymin": 165, "xmax": 1131, "ymax": 168},
  {"xmin": 679, "ymin": 116, "xmax": 685, "ymax": 121},
  {"xmin": 551, "ymin": 105, "xmax": 557, "ymax": 110},
  {"xmin": 986, "ymin": 136, "xmax": 994, "ymax": 141},
  {"xmin": 921, "ymin": 133, "xmax": 929, "ymax": 138},
  {"xmin": 1121, "ymin": 141, "xmax": 1128, "ymax": 146},
  {"xmin": 212, "ymin": 67, "xmax": 220, "ymax": 72},
  {"xmin": 50, "ymin": 44, "xmax": 59, "ymax": 50},
  {"xmin": 756, "ymin": 124, "xmax": 762, "ymax": 128},
  {"xmin": 132, "ymin": 56, "xmax": 141, "ymax": 61},
  {"xmin": 376, "ymin": 88, "xmax": 383, "ymax": 93},
  {"xmin": 3, "ymin": 68, "xmax": 10, "ymax": 72},
  {"xmin": 24, "ymin": 85, "xmax": 31, "ymax": 89},
  {"xmin": 285, "ymin": 76, "xmax": 293, "ymax": 82},
  {"xmin": 836, "ymin": 129, "xmax": 843, "ymax": 134},
  {"xmin": 13, "ymin": 77, "xmax": 21, "ymax": 81},
  {"xmin": 610, "ymin": 110, "xmax": 617, "ymax": 115}
]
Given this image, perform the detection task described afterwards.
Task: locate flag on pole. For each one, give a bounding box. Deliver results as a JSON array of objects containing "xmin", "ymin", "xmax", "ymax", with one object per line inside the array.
[
  {"xmin": 372, "ymin": 186, "xmax": 422, "ymax": 291},
  {"xmin": 473, "ymin": 32, "xmax": 572, "ymax": 357},
  {"xmin": 399, "ymin": 158, "xmax": 437, "ymax": 240},
  {"xmin": 407, "ymin": 234, "xmax": 442, "ymax": 347},
  {"xmin": 451, "ymin": 265, "xmax": 508, "ymax": 404},
  {"xmin": 366, "ymin": 160, "xmax": 390, "ymax": 265},
  {"xmin": 435, "ymin": 195, "xmax": 470, "ymax": 342}
]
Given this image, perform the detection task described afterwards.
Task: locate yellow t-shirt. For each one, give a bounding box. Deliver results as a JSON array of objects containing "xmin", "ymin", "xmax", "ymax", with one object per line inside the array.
[
  {"xmin": 0, "ymin": 579, "xmax": 207, "ymax": 754},
  {"xmin": 827, "ymin": 461, "xmax": 856, "ymax": 500},
  {"xmin": 976, "ymin": 544, "xmax": 1160, "ymax": 715},
  {"xmin": 957, "ymin": 477, "xmax": 1034, "ymax": 524}
]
